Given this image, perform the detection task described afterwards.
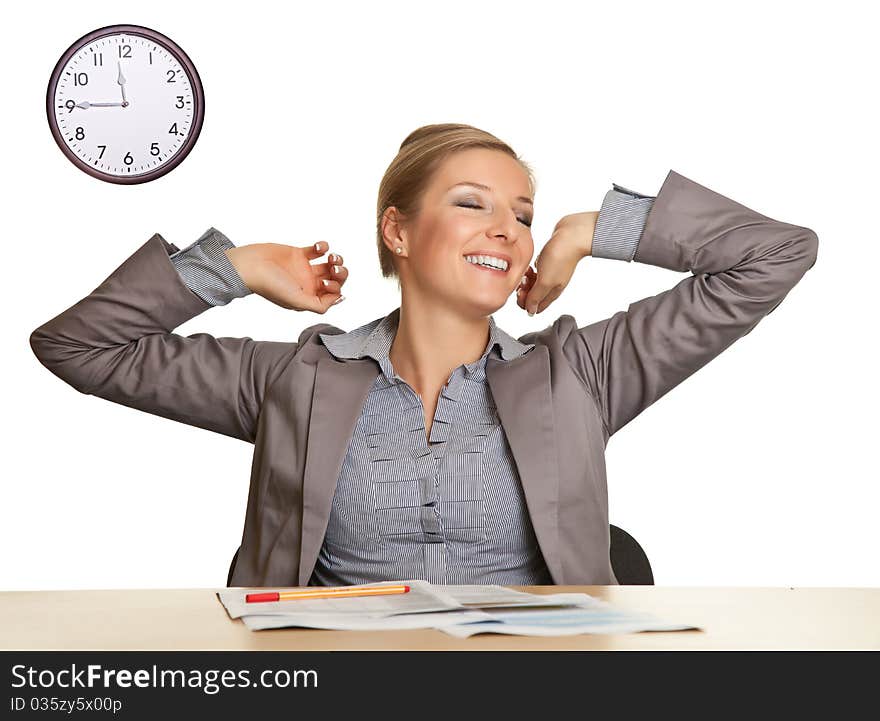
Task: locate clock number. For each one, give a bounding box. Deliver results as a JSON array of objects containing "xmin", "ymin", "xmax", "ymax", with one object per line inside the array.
[
  {"xmin": 151, "ymin": 142, "xmax": 160, "ymax": 156},
  {"xmin": 124, "ymin": 152, "xmax": 133, "ymax": 166},
  {"xmin": 65, "ymin": 99, "xmax": 76, "ymax": 113},
  {"xmin": 73, "ymin": 72, "xmax": 88, "ymax": 86},
  {"xmin": 97, "ymin": 145, "xmax": 106, "ymax": 159},
  {"xmin": 93, "ymin": 52, "xmax": 103, "ymax": 67},
  {"xmin": 118, "ymin": 44, "xmax": 131, "ymax": 58},
  {"xmin": 175, "ymin": 96, "xmax": 185, "ymax": 109},
  {"xmin": 75, "ymin": 127, "xmax": 85, "ymax": 140},
  {"xmin": 169, "ymin": 122, "xmax": 180, "ymax": 136},
  {"xmin": 166, "ymin": 69, "xmax": 177, "ymax": 83}
]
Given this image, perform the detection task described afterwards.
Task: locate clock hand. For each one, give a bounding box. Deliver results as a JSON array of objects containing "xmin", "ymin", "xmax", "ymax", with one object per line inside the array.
[
  {"xmin": 117, "ymin": 60, "xmax": 128, "ymax": 106},
  {"xmin": 75, "ymin": 101, "xmax": 126, "ymax": 109}
]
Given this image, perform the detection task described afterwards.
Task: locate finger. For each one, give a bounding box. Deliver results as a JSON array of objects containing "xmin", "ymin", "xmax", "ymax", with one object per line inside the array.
[
  {"xmin": 315, "ymin": 253, "xmax": 345, "ymax": 273},
  {"xmin": 319, "ymin": 277, "xmax": 342, "ymax": 295},
  {"xmin": 516, "ymin": 267, "xmax": 535, "ymax": 309},
  {"xmin": 524, "ymin": 276, "xmax": 553, "ymax": 316},
  {"xmin": 305, "ymin": 241, "xmax": 331, "ymax": 261},
  {"xmin": 526, "ymin": 285, "xmax": 556, "ymax": 315},
  {"xmin": 317, "ymin": 288, "xmax": 345, "ymax": 313},
  {"xmin": 537, "ymin": 286, "xmax": 563, "ymax": 313},
  {"xmin": 516, "ymin": 278, "xmax": 529, "ymax": 308},
  {"xmin": 524, "ymin": 291, "xmax": 543, "ymax": 315},
  {"xmin": 314, "ymin": 256, "xmax": 347, "ymax": 281},
  {"xmin": 330, "ymin": 262, "xmax": 348, "ymax": 285}
]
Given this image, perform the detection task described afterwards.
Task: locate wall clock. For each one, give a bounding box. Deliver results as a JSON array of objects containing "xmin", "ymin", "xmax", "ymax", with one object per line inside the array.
[{"xmin": 46, "ymin": 24, "xmax": 205, "ymax": 184}]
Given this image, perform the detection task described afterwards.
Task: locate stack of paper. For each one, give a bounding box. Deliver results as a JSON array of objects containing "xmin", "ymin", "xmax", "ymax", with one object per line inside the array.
[{"xmin": 216, "ymin": 581, "xmax": 701, "ymax": 636}]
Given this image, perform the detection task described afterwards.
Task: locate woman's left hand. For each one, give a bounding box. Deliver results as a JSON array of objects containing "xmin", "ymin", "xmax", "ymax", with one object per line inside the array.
[{"xmin": 518, "ymin": 211, "xmax": 598, "ymax": 316}]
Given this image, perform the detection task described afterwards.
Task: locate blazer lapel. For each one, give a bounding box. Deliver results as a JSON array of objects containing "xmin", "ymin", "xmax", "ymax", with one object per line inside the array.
[
  {"xmin": 486, "ymin": 345, "xmax": 563, "ymax": 583},
  {"xmin": 298, "ymin": 355, "xmax": 380, "ymax": 586}
]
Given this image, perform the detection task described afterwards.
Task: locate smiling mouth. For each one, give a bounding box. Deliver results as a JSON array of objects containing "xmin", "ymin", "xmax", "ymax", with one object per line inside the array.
[{"xmin": 463, "ymin": 257, "xmax": 510, "ymax": 274}]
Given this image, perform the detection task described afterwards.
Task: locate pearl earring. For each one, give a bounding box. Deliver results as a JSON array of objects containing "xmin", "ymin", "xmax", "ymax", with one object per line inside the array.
[{"xmin": 395, "ymin": 247, "xmax": 403, "ymax": 254}]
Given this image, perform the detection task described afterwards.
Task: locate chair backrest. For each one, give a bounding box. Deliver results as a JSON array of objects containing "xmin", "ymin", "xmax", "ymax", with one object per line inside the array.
[
  {"xmin": 227, "ymin": 546, "xmax": 239, "ymax": 587},
  {"xmin": 609, "ymin": 525, "xmax": 654, "ymax": 585},
  {"xmin": 227, "ymin": 526, "xmax": 654, "ymax": 586}
]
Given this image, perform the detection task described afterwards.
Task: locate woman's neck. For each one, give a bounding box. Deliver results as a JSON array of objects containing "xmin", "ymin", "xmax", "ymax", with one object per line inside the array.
[{"xmin": 387, "ymin": 302, "xmax": 491, "ymax": 395}]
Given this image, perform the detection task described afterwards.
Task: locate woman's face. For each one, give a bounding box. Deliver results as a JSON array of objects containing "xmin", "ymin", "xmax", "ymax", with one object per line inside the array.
[{"xmin": 392, "ymin": 147, "xmax": 535, "ymax": 318}]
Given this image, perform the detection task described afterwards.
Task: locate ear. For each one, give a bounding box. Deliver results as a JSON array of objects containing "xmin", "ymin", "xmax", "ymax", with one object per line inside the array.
[{"xmin": 380, "ymin": 206, "xmax": 408, "ymax": 254}]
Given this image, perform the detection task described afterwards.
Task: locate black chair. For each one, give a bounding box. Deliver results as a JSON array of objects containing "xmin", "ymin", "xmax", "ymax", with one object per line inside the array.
[
  {"xmin": 227, "ymin": 546, "xmax": 240, "ymax": 587},
  {"xmin": 610, "ymin": 524, "xmax": 654, "ymax": 585},
  {"xmin": 227, "ymin": 525, "xmax": 654, "ymax": 586}
]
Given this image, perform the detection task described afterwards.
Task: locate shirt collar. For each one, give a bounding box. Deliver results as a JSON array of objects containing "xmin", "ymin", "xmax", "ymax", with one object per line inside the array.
[{"xmin": 318, "ymin": 306, "xmax": 535, "ymax": 396}]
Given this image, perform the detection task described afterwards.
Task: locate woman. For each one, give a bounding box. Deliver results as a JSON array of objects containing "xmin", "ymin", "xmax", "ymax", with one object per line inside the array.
[{"xmin": 30, "ymin": 124, "xmax": 818, "ymax": 587}]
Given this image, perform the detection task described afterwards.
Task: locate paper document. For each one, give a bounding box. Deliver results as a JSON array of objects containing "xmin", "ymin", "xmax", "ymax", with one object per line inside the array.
[
  {"xmin": 216, "ymin": 581, "xmax": 701, "ymax": 636},
  {"xmin": 217, "ymin": 581, "xmax": 594, "ymax": 621},
  {"xmin": 440, "ymin": 605, "xmax": 700, "ymax": 637}
]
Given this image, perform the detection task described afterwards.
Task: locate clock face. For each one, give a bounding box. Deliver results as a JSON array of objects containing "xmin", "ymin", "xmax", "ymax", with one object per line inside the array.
[{"xmin": 46, "ymin": 25, "xmax": 205, "ymax": 184}]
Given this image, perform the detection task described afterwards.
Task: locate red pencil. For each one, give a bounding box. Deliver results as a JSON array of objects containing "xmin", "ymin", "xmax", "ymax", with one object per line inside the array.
[{"xmin": 246, "ymin": 584, "xmax": 411, "ymax": 603}]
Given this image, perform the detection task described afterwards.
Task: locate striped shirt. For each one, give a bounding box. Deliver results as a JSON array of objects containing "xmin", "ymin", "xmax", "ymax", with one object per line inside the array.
[
  {"xmin": 169, "ymin": 182, "xmax": 654, "ymax": 584},
  {"xmin": 310, "ymin": 307, "xmax": 552, "ymax": 585}
]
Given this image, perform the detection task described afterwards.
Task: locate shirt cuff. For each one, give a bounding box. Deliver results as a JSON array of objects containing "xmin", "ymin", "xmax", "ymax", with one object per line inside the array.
[
  {"xmin": 169, "ymin": 227, "xmax": 253, "ymax": 306},
  {"xmin": 590, "ymin": 182, "xmax": 656, "ymax": 262}
]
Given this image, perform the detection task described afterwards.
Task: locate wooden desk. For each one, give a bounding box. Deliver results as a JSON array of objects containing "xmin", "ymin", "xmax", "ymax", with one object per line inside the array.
[{"xmin": 2, "ymin": 586, "xmax": 878, "ymax": 650}]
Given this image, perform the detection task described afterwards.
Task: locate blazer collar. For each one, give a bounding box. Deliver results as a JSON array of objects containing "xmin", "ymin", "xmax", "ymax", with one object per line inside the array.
[
  {"xmin": 319, "ymin": 305, "xmax": 533, "ymax": 377},
  {"xmin": 318, "ymin": 306, "xmax": 534, "ymax": 403}
]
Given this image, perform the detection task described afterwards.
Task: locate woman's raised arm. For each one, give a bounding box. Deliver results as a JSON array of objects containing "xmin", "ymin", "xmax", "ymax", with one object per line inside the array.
[
  {"xmin": 29, "ymin": 228, "xmax": 346, "ymax": 443},
  {"xmin": 557, "ymin": 170, "xmax": 818, "ymax": 440}
]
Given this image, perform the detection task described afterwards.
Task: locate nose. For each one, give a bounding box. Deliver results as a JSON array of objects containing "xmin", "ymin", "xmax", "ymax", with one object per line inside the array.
[{"xmin": 486, "ymin": 207, "xmax": 521, "ymax": 244}]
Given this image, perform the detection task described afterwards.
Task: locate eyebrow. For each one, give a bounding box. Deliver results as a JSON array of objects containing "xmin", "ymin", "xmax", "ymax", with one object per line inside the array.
[{"xmin": 447, "ymin": 181, "xmax": 533, "ymax": 207}]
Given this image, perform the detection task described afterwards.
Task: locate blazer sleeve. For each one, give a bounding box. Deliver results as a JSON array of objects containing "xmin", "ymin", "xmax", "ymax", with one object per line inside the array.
[
  {"xmin": 29, "ymin": 230, "xmax": 300, "ymax": 444},
  {"xmin": 561, "ymin": 169, "xmax": 819, "ymax": 440}
]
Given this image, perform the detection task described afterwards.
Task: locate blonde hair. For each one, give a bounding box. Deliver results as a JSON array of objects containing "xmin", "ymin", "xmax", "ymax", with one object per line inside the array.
[{"xmin": 376, "ymin": 123, "xmax": 535, "ymax": 284}]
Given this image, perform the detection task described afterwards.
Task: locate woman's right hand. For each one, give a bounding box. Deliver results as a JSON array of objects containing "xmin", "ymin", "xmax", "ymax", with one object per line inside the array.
[{"xmin": 224, "ymin": 240, "xmax": 347, "ymax": 313}]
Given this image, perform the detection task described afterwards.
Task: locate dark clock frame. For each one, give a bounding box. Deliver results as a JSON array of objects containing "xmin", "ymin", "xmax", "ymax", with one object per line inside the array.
[{"xmin": 46, "ymin": 23, "xmax": 205, "ymax": 185}]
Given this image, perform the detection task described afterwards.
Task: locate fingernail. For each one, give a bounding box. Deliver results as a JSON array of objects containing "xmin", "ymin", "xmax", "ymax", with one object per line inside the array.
[
  {"xmin": 521, "ymin": 275, "xmax": 527, "ymax": 286},
  {"xmin": 315, "ymin": 242, "xmax": 322, "ymax": 252},
  {"xmin": 330, "ymin": 254, "xmax": 337, "ymax": 263},
  {"xmin": 332, "ymin": 295, "xmax": 345, "ymax": 305},
  {"xmin": 322, "ymin": 279, "xmax": 330, "ymax": 287},
  {"xmin": 528, "ymin": 307, "xmax": 535, "ymax": 317},
  {"xmin": 332, "ymin": 265, "xmax": 340, "ymax": 274}
]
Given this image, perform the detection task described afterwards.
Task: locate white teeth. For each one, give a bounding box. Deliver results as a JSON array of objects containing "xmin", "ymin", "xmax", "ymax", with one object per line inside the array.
[{"xmin": 464, "ymin": 255, "xmax": 508, "ymax": 271}]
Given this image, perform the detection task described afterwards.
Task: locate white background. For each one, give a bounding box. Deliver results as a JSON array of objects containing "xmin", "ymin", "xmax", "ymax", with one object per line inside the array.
[{"xmin": 2, "ymin": 0, "xmax": 876, "ymax": 590}]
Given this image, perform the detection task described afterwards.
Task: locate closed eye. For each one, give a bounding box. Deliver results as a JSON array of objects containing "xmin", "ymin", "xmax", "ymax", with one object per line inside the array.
[{"xmin": 457, "ymin": 201, "xmax": 532, "ymax": 228}]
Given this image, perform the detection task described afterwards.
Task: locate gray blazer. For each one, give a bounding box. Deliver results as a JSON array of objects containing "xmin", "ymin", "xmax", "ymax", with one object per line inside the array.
[{"xmin": 29, "ymin": 170, "xmax": 818, "ymax": 587}]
